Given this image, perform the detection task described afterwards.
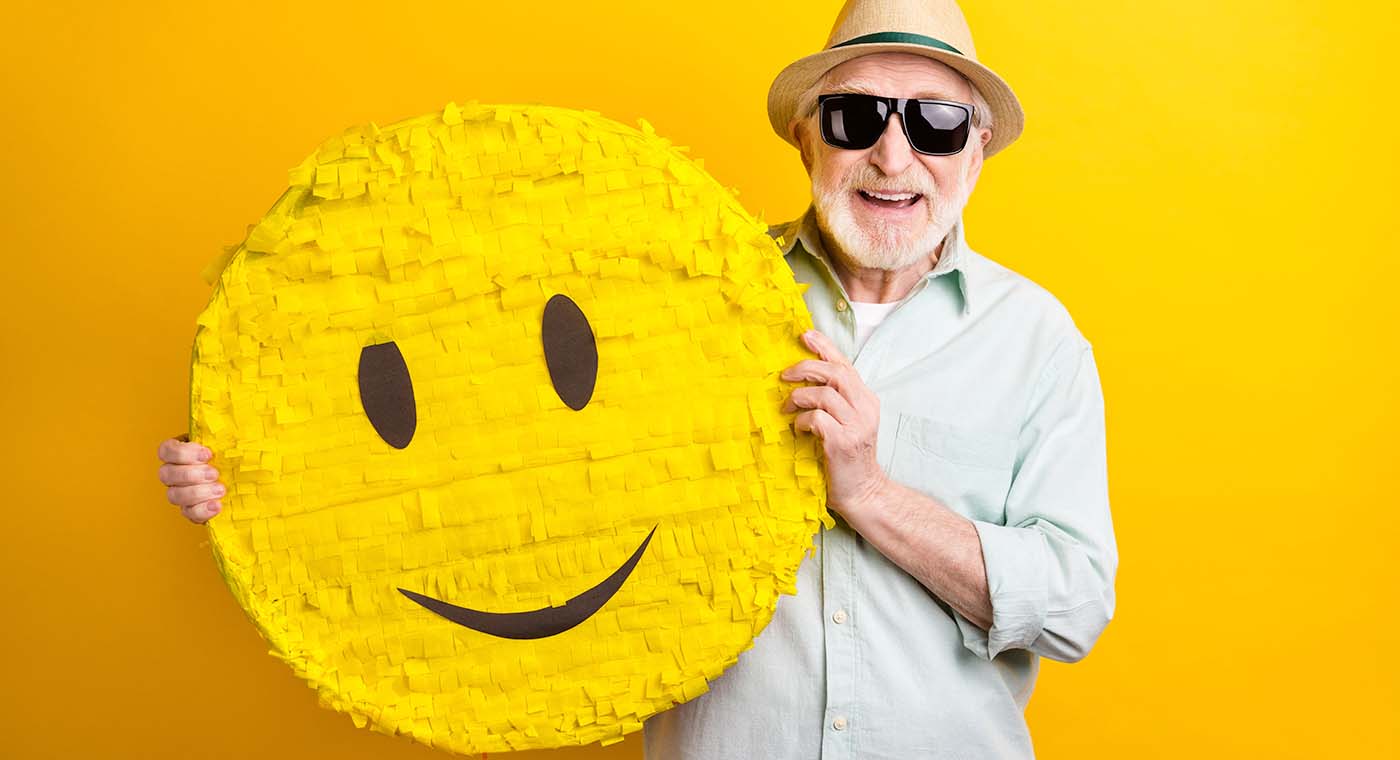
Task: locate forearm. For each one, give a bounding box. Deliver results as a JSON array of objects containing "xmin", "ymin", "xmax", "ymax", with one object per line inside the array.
[
  {"xmin": 842, "ymin": 477, "xmax": 994, "ymax": 631},
  {"xmin": 784, "ymin": 331, "xmax": 1117, "ymax": 662}
]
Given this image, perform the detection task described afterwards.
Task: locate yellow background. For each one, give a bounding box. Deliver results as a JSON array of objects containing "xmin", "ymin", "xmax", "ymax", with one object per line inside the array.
[{"xmin": 1, "ymin": 1, "xmax": 1395, "ymax": 758}]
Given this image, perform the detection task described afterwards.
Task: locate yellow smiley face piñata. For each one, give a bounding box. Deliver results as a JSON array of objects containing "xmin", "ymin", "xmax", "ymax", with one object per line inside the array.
[{"xmin": 189, "ymin": 102, "xmax": 831, "ymax": 754}]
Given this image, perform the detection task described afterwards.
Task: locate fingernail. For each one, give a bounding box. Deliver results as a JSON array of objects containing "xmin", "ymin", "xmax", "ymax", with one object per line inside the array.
[
  {"xmin": 205, "ymin": 467, "xmax": 218, "ymax": 481},
  {"xmin": 213, "ymin": 484, "xmax": 226, "ymax": 497},
  {"xmin": 199, "ymin": 448, "xmax": 212, "ymax": 462},
  {"xmin": 208, "ymin": 501, "xmax": 222, "ymax": 515}
]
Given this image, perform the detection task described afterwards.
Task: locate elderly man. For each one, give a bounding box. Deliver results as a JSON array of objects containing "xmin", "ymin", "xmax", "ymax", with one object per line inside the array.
[
  {"xmin": 158, "ymin": 0, "xmax": 1116, "ymax": 757},
  {"xmin": 640, "ymin": 1, "xmax": 1119, "ymax": 758}
]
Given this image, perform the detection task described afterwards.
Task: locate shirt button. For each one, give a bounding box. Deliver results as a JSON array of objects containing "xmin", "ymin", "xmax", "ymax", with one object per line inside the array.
[
  {"xmin": 835, "ymin": 298, "xmax": 848, "ymax": 312},
  {"xmin": 832, "ymin": 609, "xmax": 848, "ymax": 624},
  {"xmin": 832, "ymin": 716, "xmax": 848, "ymax": 731}
]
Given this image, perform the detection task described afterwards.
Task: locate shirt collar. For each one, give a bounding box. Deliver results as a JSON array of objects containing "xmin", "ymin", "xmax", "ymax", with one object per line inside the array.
[{"xmin": 776, "ymin": 204, "xmax": 975, "ymax": 316}]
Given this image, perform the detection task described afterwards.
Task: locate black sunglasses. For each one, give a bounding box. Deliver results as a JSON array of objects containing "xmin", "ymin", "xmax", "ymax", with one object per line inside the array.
[{"xmin": 817, "ymin": 93, "xmax": 975, "ymax": 156}]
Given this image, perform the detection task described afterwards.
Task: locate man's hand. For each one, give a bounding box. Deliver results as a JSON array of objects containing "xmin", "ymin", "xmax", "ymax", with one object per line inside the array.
[
  {"xmin": 157, "ymin": 436, "xmax": 225, "ymax": 524},
  {"xmin": 781, "ymin": 329, "xmax": 891, "ymax": 518}
]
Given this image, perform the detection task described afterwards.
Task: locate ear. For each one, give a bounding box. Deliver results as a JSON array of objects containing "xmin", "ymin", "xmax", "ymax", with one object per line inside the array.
[
  {"xmin": 963, "ymin": 127, "xmax": 991, "ymax": 190},
  {"xmin": 790, "ymin": 118, "xmax": 815, "ymax": 174}
]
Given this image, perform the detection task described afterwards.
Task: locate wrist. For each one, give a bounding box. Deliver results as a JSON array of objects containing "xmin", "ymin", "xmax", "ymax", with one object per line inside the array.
[{"xmin": 842, "ymin": 471, "xmax": 896, "ymax": 522}]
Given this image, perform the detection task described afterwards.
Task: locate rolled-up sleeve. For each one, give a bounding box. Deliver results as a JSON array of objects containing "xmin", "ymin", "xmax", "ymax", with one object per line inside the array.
[{"xmin": 952, "ymin": 337, "xmax": 1119, "ymax": 663}]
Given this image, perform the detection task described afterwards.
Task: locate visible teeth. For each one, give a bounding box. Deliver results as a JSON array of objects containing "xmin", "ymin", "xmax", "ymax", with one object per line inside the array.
[{"xmin": 862, "ymin": 190, "xmax": 917, "ymax": 202}]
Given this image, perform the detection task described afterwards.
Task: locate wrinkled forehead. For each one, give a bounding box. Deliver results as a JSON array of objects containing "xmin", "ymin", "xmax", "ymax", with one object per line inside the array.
[{"xmin": 822, "ymin": 52, "xmax": 973, "ymax": 101}]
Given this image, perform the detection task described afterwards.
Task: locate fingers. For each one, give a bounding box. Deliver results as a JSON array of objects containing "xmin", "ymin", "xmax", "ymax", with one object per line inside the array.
[
  {"xmin": 166, "ymin": 482, "xmax": 226, "ymax": 509},
  {"xmin": 158, "ymin": 463, "xmax": 219, "ymax": 487},
  {"xmin": 158, "ymin": 437, "xmax": 223, "ymax": 524},
  {"xmin": 801, "ymin": 330, "xmax": 851, "ymax": 366},
  {"xmin": 781, "ymin": 359, "xmax": 846, "ymax": 391},
  {"xmin": 783, "ymin": 384, "xmax": 856, "ymax": 423},
  {"xmin": 782, "ymin": 360, "xmax": 873, "ymax": 414},
  {"xmin": 158, "ymin": 437, "xmax": 212, "ymax": 465},
  {"xmin": 794, "ymin": 409, "xmax": 840, "ymax": 439},
  {"xmin": 181, "ymin": 499, "xmax": 222, "ymax": 525}
]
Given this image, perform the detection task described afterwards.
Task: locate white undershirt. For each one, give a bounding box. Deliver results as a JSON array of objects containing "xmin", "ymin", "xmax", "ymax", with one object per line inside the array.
[{"xmin": 849, "ymin": 299, "xmax": 901, "ymax": 353}]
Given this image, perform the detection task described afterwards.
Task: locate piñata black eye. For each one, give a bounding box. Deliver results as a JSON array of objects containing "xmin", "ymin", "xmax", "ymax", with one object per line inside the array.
[
  {"xmin": 541, "ymin": 294, "xmax": 598, "ymax": 411},
  {"xmin": 357, "ymin": 341, "xmax": 416, "ymax": 449}
]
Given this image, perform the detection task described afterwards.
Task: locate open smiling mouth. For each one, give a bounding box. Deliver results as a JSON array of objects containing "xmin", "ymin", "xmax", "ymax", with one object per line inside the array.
[
  {"xmin": 397, "ymin": 524, "xmax": 658, "ymax": 640},
  {"xmin": 856, "ymin": 189, "xmax": 923, "ymax": 210}
]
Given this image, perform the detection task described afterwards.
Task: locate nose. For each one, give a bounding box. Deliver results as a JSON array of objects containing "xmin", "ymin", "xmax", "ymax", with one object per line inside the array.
[{"xmin": 868, "ymin": 113, "xmax": 916, "ymax": 177}]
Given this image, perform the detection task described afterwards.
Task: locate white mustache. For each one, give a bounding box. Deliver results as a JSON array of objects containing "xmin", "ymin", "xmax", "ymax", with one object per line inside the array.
[{"xmin": 840, "ymin": 165, "xmax": 937, "ymax": 198}]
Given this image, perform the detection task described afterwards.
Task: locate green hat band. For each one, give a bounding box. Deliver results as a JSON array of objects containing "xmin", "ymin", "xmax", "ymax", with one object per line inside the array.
[{"xmin": 831, "ymin": 32, "xmax": 963, "ymax": 56}]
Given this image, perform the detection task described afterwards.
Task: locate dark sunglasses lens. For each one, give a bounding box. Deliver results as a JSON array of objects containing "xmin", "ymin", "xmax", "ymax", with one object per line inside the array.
[
  {"xmin": 821, "ymin": 96, "xmax": 887, "ymax": 149},
  {"xmin": 906, "ymin": 101, "xmax": 971, "ymax": 155}
]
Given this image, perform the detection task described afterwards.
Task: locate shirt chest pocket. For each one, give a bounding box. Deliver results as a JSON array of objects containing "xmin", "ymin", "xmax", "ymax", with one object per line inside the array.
[{"xmin": 886, "ymin": 413, "xmax": 1018, "ymax": 525}]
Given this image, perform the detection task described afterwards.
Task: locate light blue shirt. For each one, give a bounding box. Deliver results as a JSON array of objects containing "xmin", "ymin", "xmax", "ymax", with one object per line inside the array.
[{"xmin": 643, "ymin": 206, "xmax": 1118, "ymax": 759}]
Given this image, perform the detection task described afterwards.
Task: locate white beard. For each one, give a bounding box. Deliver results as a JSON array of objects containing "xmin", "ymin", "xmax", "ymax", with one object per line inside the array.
[{"xmin": 811, "ymin": 160, "xmax": 970, "ymax": 271}]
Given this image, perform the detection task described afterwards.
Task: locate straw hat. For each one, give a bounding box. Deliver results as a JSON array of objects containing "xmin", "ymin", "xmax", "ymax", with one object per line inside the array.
[{"xmin": 767, "ymin": 0, "xmax": 1024, "ymax": 158}]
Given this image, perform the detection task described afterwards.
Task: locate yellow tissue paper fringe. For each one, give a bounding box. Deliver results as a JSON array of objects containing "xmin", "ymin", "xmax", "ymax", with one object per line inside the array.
[{"xmin": 189, "ymin": 101, "xmax": 830, "ymax": 755}]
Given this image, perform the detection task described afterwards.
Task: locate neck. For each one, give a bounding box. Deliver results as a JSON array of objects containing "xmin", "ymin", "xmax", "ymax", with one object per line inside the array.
[{"xmin": 821, "ymin": 231, "xmax": 944, "ymax": 304}]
